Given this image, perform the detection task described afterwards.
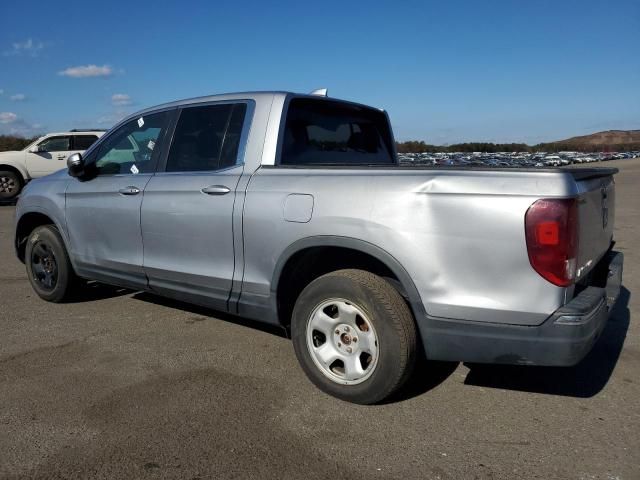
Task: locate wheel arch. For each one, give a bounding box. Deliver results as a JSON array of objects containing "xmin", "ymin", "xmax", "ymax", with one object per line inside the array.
[
  {"xmin": 271, "ymin": 236, "xmax": 427, "ymax": 328},
  {"xmin": 0, "ymin": 164, "xmax": 28, "ymax": 195},
  {"xmin": 15, "ymin": 211, "xmax": 64, "ymax": 263},
  {"xmin": 0, "ymin": 163, "xmax": 28, "ymax": 181}
]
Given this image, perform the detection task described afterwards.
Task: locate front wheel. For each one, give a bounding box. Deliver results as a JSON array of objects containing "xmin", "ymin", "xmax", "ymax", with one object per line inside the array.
[
  {"xmin": 0, "ymin": 170, "xmax": 23, "ymax": 201},
  {"xmin": 25, "ymin": 225, "xmax": 78, "ymax": 302},
  {"xmin": 291, "ymin": 269, "xmax": 417, "ymax": 404}
]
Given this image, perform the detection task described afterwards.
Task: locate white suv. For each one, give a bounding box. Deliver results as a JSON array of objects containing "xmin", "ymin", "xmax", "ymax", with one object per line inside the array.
[{"xmin": 0, "ymin": 130, "xmax": 105, "ymax": 200}]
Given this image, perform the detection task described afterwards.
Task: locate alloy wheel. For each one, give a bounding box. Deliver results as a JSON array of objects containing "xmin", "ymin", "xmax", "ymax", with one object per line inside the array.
[
  {"xmin": 0, "ymin": 175, "xmax": 17, "ymax": 196},
  {"xmin": 306, "ymin": 298, "xmax": 379, "ymax": 385},
  {"xmin": 30, "ymin": 241, "xmax": 58, "ymax": 290}
]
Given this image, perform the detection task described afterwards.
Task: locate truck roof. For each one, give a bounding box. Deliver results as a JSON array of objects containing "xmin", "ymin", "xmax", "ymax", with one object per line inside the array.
[
  {"xmin": 145, "ymin": 91, "xmax": 290, "ymax": 111},
  {"xmin": 38, "ymin": 131, "xmax": 106, "ymax": 137},
  {"xmin": 121, "ymin": 91, "xmax": 382, "ymax": 128}
]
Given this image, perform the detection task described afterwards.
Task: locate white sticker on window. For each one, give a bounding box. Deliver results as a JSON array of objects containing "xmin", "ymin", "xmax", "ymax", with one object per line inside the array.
[
  {"xmin": 137, "ymin": 117, "xmax": 144, "ymax": 128},
  {"xmin": 147, "ymin": 140, "xmax": 155, "ymax": 150},
  {"xmin": 130, "ymin": 164, "xmax": 139, "ymax": 174}
]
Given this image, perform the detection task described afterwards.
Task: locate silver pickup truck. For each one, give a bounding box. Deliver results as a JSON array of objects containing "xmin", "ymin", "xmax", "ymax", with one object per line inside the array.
[{"xmin": 14, "ymin": 91, "xmax": 623, "ymax": 404}]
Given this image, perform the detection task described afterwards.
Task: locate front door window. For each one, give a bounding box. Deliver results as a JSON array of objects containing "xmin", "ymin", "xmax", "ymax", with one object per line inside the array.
[
  {"xmin": 90, "ymin": 112, "xmax": 169, "ymax": 175},
  {"xmin": 38, "ymin": 136, "xmax": 70, "ymax": 152}
]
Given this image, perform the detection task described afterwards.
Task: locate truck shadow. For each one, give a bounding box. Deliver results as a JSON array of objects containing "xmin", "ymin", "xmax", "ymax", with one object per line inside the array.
[
  {"xmin": 66, "ymin": 281, "xmax": 132, "ymax": 303},
  {"xmin": 462, "ymin": 286, "xmax": 631, "ymax": 398},
  {"xmin": 70, "ymin": 283, "xmax": 630, "ymax": 402},
  {"xmin": 133, "ymin": 291, "xmax": 461, "ymax": 403},
  {"xmin": 132, "ymin": 291, "xmax": 289, "ymax": 338},
  {"xmin": 384, "ymin": 358, "xmax": 459, "ymax": 404}
]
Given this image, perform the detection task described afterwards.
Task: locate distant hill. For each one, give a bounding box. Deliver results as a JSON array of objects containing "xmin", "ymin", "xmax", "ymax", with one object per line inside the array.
[{"xmin": 538, "ymin": 130, "xmax": 640, "ymax": 152}]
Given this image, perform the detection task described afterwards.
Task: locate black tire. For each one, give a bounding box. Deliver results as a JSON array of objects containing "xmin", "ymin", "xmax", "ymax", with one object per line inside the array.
[
  {"xmin": 0, "ymin": 170, "xmax": 23, "ymax": 201},
  {"xmin": 291, "ymin": 269, "xmax": 417, "ymax": 404},
  {"xmin": 25, "ymin": 225, "xmax": 78, "ymax": 303}
]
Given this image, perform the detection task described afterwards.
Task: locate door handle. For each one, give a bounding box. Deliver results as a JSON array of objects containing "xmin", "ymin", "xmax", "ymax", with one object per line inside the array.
[
  {"xmin": 201, "ymin": 185, "xmax": 231, "ymax": 195},
  {"xmin": 119, "ymin": 186, "xmax": 141, "ymax": 195}
]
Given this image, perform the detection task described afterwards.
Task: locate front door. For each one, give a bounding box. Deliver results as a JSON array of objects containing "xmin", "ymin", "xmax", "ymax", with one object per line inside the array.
[
  {"xmin": 65, "ymin": 111, "xmax": 172, "ymax": 289},
  {"xmin": 26, "ymin": 135, "xmax": 71, "ymax": 177},
  {"xmin": 141, "ymin": 102, "xmax": 250, "ymax": 310}
]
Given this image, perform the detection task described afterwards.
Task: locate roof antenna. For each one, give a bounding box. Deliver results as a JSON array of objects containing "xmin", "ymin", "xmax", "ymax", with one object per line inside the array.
[{"xmin": 309, "ymin": 88, "xmax": 328, "ymax": 97}]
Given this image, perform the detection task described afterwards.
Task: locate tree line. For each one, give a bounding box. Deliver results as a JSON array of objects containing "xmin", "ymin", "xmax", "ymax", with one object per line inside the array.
[{"xmin": 0, "ymin": 135, "xmax": 38, "ymax": 152}]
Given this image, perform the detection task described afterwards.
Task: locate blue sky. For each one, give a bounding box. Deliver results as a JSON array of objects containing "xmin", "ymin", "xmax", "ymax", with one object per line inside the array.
[{"xmin": 1, "ymin": 0, "xmax": 638, "ymax": 144}]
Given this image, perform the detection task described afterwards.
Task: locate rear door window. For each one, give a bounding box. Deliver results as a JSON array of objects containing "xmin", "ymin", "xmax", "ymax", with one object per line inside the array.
[
  {"xmin": 165, "ymin": 103, "xmax": 247, "ymax": 172},
  {"xmin": 73, "ymin": 135, "xmax": 99, "ymax": 150},
  {"xmin": 280, "ymin": 98, "xmax": 396, "ymax": 166}
]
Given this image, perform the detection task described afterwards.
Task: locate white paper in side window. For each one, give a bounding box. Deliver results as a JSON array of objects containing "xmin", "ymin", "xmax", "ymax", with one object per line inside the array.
[
  {"xmin": 147, "ymin": 140, "xmax": 155, "ymax": 150},
  {"xmin": 137, "ymin": 117, "xmax": 144, "ymax": 128},
  {"xmin": 130, "ymin": 164, "xmax": 139, "ymax": 174}
]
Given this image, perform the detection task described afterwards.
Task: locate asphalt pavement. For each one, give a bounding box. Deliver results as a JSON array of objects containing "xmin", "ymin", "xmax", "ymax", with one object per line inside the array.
[{"xmin": 1, "ymin": 159, "xmax": 638, "ymax": 479}]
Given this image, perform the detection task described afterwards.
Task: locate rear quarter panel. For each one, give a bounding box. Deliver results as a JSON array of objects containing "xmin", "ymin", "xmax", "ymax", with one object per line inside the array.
[{"xmin": 242, "ymin": 167, "xmax": 576, "ymax": 326}]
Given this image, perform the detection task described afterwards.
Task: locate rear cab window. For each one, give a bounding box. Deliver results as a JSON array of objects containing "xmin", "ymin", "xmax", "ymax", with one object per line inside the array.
[{"xmin": 279, "ymin": 98, "xmax": 397, "ymax": 166}]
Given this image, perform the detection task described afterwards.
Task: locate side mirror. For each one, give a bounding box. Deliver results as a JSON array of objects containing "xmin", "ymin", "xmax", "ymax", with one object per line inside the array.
[
  {"xmin": 28, "ymin": 145, "xmax": 41, "ymax": 153},
  {"xmin": 67, "ymin": 153, "xmax": 85, "ymax": 177}
]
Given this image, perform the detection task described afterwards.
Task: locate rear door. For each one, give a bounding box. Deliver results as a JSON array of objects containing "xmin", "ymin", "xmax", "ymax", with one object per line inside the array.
[
  {"xmin": 65, "ymin": 111, "xmax": 172, "ymax": 288},
  {"xmin": 141, "ymin": 101, "xmax": 251, "ymax": 310}
]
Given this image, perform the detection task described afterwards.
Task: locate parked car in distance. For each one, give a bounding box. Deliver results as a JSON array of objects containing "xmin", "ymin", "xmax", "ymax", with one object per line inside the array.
[
  {"xmin": 0, "ymin": 130, "xmax": 105, "ymax": 200},
  {"xmin": 14, "ymin": 91, "xmax": 623, "ymax": 404}
]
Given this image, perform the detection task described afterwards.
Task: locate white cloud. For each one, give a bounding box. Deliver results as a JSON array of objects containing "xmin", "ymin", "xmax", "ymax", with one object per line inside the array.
[
  {"xmin": 0, "ymin": 112, "xmax": 43, "ymax": 136},
  {"xmin": 58, "ymin": 64, "xmax": 113, "ymax": 78},
  {"xmin": 10, "ymin": 93, "xmax": 26, "ymax": 101},
  {"xmin": 111, "ymin": 93, "xmax": 132, "ymax": 106},
  {"xmin": 0, "ymin": 112, "xmax": 18, "ymax": 124},
  {"xmin": 3, "ymin": 38, "xmax": 45, "ymax": 57}
]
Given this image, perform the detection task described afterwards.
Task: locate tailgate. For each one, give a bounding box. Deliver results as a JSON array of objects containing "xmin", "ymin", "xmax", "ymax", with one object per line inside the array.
[{"xmin": 572, "ymin": 169, "xmax": 616, "ymax": 281}]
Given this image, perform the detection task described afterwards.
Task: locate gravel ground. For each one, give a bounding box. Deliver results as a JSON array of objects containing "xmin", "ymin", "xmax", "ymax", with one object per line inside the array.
[{"xmin": 0, "ymin": 159, "xmax": 638, "ymax": 479}]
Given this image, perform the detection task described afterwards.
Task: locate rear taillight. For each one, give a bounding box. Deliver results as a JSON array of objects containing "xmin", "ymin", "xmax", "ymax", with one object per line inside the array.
[{"xmin": 525, "ymin": 198, "xmax": 579, "ymax": 287}]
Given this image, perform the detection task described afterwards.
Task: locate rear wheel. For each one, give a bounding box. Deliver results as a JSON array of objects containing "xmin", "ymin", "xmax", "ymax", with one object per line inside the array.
[
  {"xmin": 0, "ymin": 170, "xmax": 23, "ymax": 201},
  {"xmin": 25, "ymin": 225, "xmax": 78, "ymax": 302},
  {"xmin": 291, "ymin": 269, "xmax": 417, "ymax": 404}
]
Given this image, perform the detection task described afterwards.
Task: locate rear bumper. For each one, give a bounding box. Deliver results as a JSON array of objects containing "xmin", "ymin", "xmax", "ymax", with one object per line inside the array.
[{"xmin": 421, "ymin": 251, "xmax": 623, "ymax": 366}]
